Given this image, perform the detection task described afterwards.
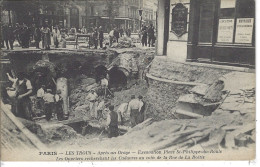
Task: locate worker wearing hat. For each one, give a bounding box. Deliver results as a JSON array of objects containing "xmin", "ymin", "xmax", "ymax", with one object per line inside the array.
[{"xmin": 86, "ymin": 89, "xmax": 98, "ymax": 118}]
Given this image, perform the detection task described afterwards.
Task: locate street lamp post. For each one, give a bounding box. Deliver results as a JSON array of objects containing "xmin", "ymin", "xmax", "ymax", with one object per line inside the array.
[{"xmin": 138, "ymin": 9, "xmax": 143, "ymax": 30}]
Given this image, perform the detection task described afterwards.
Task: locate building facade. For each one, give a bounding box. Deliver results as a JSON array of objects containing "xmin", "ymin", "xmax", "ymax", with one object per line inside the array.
[{"xmin": 157, "ymin": 0, "xmax": 255, "ymax": 67}]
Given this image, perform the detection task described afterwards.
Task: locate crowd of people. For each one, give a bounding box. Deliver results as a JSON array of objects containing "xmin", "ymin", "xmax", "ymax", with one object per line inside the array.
[
  {"xmin": 1, "ymin": 23, "xmax": 68, "ymax": 50},
  {"xmin": 1, "ymin": 22, "xmax": 154, "ymax": 50}
]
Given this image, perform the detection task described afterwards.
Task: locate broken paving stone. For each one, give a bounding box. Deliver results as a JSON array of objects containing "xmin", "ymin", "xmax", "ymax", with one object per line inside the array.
[
  {"xmin": 203, "ymin": 80, "xmax": 224, "ymax": 101},
  {"xmin": 220, "ymin": 101, "xmax": 255, "ymax": 114},
  {"xmin": 234, "ymin": 133, "xmax": 249, "ymax": 147},
  {"xmin": 177, "ymin": 94, "xmax": 201, "ymax": 104},
  {"xmin": 220, "ymin": 72, "xmax": 255, "ymax": 94},
  {"xmin": 189, "ymin": 84, "xmax": 209, "ymax": 96}
]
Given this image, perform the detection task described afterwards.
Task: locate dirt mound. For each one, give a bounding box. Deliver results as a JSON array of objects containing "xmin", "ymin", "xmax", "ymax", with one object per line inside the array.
[{"xmin": 111, "ymin": 37, "xmax": 136, "ymax": 48}]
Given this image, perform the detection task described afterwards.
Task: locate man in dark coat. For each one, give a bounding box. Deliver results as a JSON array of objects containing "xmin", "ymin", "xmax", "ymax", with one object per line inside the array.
[
  {"xmin": 34, "ymin": 25, "xmax": 41, "ymax": 49},
  {"xmin": 99, "ymin": 26, "xmax": 104, "ymax": 49},
  {"xmin": 106, "ymin": 105, "xmax": 119, "ymax": 138},
  {"xmin": 141, "ymin": 26, "xmax": 147, "ymax": 47},
  {"xmin": 12, "ymin": 72, "xmax": 33, "ymax": 120},
  {"xmin": 113, "ymin": 28, "xmax": 120, "ymax": 43},
  {"xmin": 92, "ymin": 27, "xmax": 98, "ymax": 49},
  {"xmin": 21, "ymin": 23, "xmax": 30, "ymax": 48},
  {"xmin": 3, "ymin": 24, "xmax": 15, "ymax": 50},
  {"xmin": 147, "ymin": 24, "xmax": 155, "ymax": 47},
  {"xmin": 138, "ymin": 95, "xmax": 145, "ymax": 123}
]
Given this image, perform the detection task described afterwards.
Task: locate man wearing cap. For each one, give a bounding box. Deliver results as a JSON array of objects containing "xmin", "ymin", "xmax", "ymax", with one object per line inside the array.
[
  {"xmin": 86, "ymin": 89, "xmax": 98, "ymax": 118},
  {"xmin": 127, "ymin": 95, "xmax": 142, "ymax": 127},
  {"xmin": 106, "ymin": 105, "xmax": 119, "ymax": 138}
]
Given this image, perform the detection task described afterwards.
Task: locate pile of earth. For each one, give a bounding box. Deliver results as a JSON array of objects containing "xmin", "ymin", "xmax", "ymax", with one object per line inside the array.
[{"xmin": 111, "ymin": 37, "xmax": 136, "ymax": 48}]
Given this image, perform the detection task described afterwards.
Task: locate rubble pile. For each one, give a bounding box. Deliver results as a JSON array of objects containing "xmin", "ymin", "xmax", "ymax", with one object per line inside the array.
[
  {"xmin": 69, "ymin": 75, "xmax": 98, "ymax": 118},
  {"xmin": 81, "ymin": 72, "xmax": 255, "ymax": 152},
  {"xmin": 111, "ymin": 37, "xmax": 136, "ymax": 48}
]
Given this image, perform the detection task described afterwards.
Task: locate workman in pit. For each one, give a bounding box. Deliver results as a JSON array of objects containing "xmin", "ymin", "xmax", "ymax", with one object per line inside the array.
[
  {"xmin": 43, "ymin": 89, "xmax": 55, "ymax": 121},
  {"xmin": 86, "ymin": 89, "xmax": 98, "ymax": 118},
  {"xmin": 12, "ymin": 72, "xmax": 33, "ymax": 120},
  {"xmin": 127, "ymin": 95, "xmax": 143, "ymax": 127},
  {"xmin": 54, "ymin": 90, "xmax": 64, "ymax": 121},
  {"xmin": 100, "ymin": 76, "xmax": 109, "ymax": 98},
  {"xmin": 116, "ymin": 102, "xmax": 129, "ymax": 125},
  {"xmin": 105, "ymin": 105, "xmax": 119, "ymax": 138}
]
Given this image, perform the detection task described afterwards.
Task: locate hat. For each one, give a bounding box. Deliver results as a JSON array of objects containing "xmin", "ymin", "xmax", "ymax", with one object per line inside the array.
[
  {"xmin": 138, "ymin": 95, "xmax": 143, "ymax": 99},
  {"xmin": 109, "ymin": 105, "xmax": 114, "ymax": 111}
]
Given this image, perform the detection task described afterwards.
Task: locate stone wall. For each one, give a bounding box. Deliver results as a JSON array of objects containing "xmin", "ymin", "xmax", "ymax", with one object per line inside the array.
[{"xmin": 4, "ymin": 50, "xmax": 117, "ymax": 79}]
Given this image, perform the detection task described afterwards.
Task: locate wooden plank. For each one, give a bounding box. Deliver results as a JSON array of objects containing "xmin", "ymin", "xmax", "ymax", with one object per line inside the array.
[
  {"xmin": 1, "ymin": 102, "xmax": 47, "ymax": 150},
  {"xmin": 175, "ymin": 109, "xmax": 204, "ymax": 118}
]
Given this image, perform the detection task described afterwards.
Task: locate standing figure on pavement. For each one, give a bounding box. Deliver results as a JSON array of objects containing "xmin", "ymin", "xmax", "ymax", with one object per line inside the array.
[
  {"xmin": 114, "ymin": 28, "xmax": 120, "ymax": 43},
  {"xmin": 99, "ymin": 26, "xmax": 104, "ymax": 49},
  {"xmin": 21, "ymin": 23, "xmax": 30, "ymax": 48},
  {"xmin": 141, "ymin": 26, "xmax": 148, "ymax": 47},
  {"xmin": 105, "ymin": 105, "xmax": 119, "ymax": 138},
  {"xmin": 109, "ymin": 29, "xmax": 114, "ymax": 47},
  {"xmin": 81, "ymin": 26, "xmax": 87, "ymax": 34},
  {"xmin": 34, "ymin": 25, "xmax": 41, "ymax": 49},
  {"xmin": 52, "ymin": 27, "xmax": 60, "ymax": 48},
  {"xmin": 3, "ymin": 24, "xmax": 15, "ymax": 50},
  {"xmin": 127, "ymin": 95, "xmax": 142, "ymax": 127},
  {"xmin": 86, "ymin": 89, "xmax": 98, "ymax": 118},
  {"xmin": 41, "ymin": 25, "xmax": 51, "ymax": 50},
  {"xmin": 92, "ymin": 27, "xmax": 98, "ymax": 49},
  {"xmin": 147, "ymin": 24, "xmax": 155, "ymax": 47},
  {"xmin": 12, "ymin": 72, "xmax": 33, "ymax": 120}
]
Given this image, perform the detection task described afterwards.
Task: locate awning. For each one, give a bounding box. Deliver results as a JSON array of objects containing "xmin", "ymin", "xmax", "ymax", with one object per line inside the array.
[{"xmin": 99, "ymin": 17, "xmax": 132, "ymax": 21}]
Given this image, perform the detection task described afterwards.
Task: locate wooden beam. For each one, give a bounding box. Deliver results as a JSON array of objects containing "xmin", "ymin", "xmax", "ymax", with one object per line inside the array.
[{"xmin": 1, "ymin": 102, "xmax": 47, "ymax": 150}]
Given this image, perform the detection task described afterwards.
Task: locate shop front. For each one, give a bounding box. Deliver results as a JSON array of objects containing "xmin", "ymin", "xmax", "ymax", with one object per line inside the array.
[{"xmin": 157, "ymin": 0, "xmax": 255, "ymax": 67}]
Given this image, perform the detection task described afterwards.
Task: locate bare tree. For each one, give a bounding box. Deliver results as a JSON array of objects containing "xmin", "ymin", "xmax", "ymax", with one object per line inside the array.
[{"xmin": 103, "ymin": 0, "xmax": 121, "ymax": 30}]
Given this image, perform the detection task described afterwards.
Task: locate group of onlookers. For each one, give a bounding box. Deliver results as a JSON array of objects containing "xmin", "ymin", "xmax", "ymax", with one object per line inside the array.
[
  {"xmin": 140, "ymin": 24, "xmax": 155, "ymax": 47},
  {"xmin": 1, "ymin": 23, "xmax": 68, "ymax": 50}
]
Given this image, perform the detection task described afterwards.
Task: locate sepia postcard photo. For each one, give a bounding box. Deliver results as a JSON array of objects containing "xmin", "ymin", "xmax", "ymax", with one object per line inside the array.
[{"xmin": 0, "ymin": 0, "xmax": 256, "ymax": 161}]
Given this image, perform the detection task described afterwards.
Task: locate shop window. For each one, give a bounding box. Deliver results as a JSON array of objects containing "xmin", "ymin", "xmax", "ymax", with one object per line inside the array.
[
  {"xmin": 198, "ymin": 2, "xmax": 215, "ymax": 43},
  {"xmin": 217, "ymin": 0, "xmax": 255, "ymax": 44}
]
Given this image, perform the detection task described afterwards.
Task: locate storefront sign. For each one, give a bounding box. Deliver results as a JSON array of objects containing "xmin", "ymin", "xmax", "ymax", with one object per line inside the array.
[
  {"xmin": 220, "ymin": 0, "xmax": 236, "ymax": 8},
  {"xmin": 217, "ymin": 19, "xmax": 234, "ymax": 43},
  {"xmin": 171, "ymin": 3, "xmax": 188, "ymax": 37},
  {"xmin": 235, "ymin": 18, "xmax": 254, "ymax": 44}
]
